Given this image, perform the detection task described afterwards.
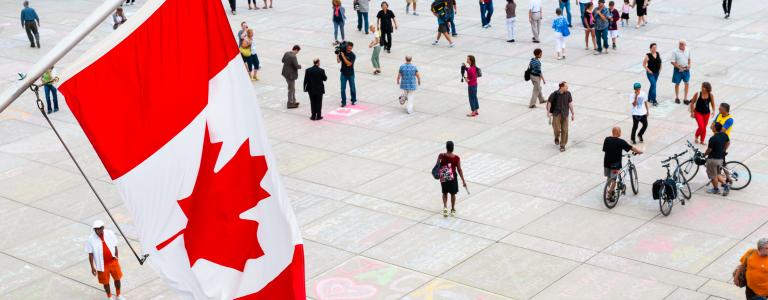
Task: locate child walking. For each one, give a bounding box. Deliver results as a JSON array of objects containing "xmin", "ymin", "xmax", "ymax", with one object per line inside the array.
[
  {"xmin": 552, "ymin": 8, "xmax": 570, "ymax": 60},
  {"xmin": 608, "ymin": 1, "xmax": 620, "ymax": 49},
  {"xmin": 620, "ymin": 0, "xmax": 631, "ymax": 27}
]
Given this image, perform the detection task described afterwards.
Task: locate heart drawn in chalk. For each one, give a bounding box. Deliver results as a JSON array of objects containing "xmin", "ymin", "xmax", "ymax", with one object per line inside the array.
[{"xmin": 315, "ymin": 277, "xmax": 378, "ymax": 300}]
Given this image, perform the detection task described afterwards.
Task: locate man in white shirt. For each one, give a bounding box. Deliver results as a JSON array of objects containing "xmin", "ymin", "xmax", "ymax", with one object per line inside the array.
[
  {"xmin": 630, "ymin": 82, "xmax": 649, "ymax": 144},
  {"xmin": 529, "ymin": 0, "xmax": 543, "ymax": 42},
  {"xmin": 670, "ymin": 39, "xmax": 692, "ymax": 104},
  {"xmin": 86, "ymin": 220, "xmax": 125, "ymax": 300}
]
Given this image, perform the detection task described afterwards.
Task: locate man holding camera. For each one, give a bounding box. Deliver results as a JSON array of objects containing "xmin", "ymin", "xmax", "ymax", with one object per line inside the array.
[{"xmin": 337, "ymin": 42, "xmax": 357, "ymax": 107}]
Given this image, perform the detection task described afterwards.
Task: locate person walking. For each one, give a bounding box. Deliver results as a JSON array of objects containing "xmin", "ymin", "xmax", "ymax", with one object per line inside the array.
[
  {"xmin": 435, "ymin": 141, "xmax": 467, "ymax": 217},
  {"xmin": 608, "ymin": 1, "xmax": 620, "ymax": 49},
  {"xmin": 369, "ymin": 25, "xmax": 382, "ymax": 75},
  {"xmin": 245, "ymin": 29, "xmax": 260, "ymax": 81},
  {"xmin": 431, "ymin": 0, "xmax": 455, "ymax": 47},
  {"xmin": 559, "ymin": 0, "xmax": 572, "ymax": 27},
  {"xmin": 304, "ymin": 59, "xmax": 328, "ymax": 121},
  {"xmin": 124, "ymin": 0, "xmax": 135, "ymax": 5},
  {"xmin": 447, "ymin": 0, "xmax": 458, "ymax": 36},
  {"xmin": 20, "ymin": 1, "xmax": 40, "ymax": 48},
  {"xmin": 735, "ymin": 239, "xmax": 768, "ymax": 299},
  {"xmin": 529, "ymin": 0, "xmax": 543, "ymax": 43},
  {"xmin": 281, "ymin": 45, "xmax": 302, "ymax": 109},
  {"xmin": 356, "ymin": 0, "xmax": 370, "ymax": 34},
  {"xmin": 262, "ymin": 0, "xmax": 273, "ymax": 9},
  {"xmin": 228, "ymin": 0, "xmax": 237, "ymax": 15},
  {"xmin": 332, "ymin": 0, "xmax": 347, "ymax": 44},
  {"xmin": 337, "ymin": 42, "xmax": 358, "ymax": 107},
  {"xmin": 528, "ymin": 48, "xmax": 547, "ymax": 108},
  {"xmin": 463, "ymin": 55, "xmax": 480, "ymax": 117},
  {"xmin": 722, "ymin": 0, "xmax": 732, "ymax": 19},
  {"xmin": 376, "ymin": 2, "xmax": 398, "ymax": 53},
  {"xmin": 671, "ymin": 39, "xmax": 691, "ymax": 104},
  {"xmin": 112, "ymin": 7, "xmax": 127, "ymax": 30},
  {"xmin": 705, "ymin": 122, "xmax": 730, "ymax": 195},
  {"xmin": 480, "ymin": 0, "xmax": 494, "ymax": 28},
  {"xmin": 603, "ymin": 127, "xmax": 643, "ymax": 200},
  {"xmin": 629, "ymin": 82, "xmax": 649, "ymax": 144},
  {"xmin": 593, "ymin": 0, "xmax": 610, "ymax": 55},
  {"xmin": 552, "ymin": 8, "xmax": 570, "ymax": 59},
  {"xmin": 248, "ymin": 0, "xmax": 259, "ymax": 10},
  {"xmin": 505, "ymin": 0, "xmax": 517, "ymax": 42},
  {"xmin": 40, "ymin": 66, "xmax": 59, "ymax": 114},
  {"xmin": 582, "ymin": 2, "xmax": 596, "ymax": 50},
  {"xmin": 397, "ymin": 56, "xmax": 421, "ymax": 114},
  {"xmin": 547, "ymin": 82, "xmax": 575, "ymax": 152},
  {"xmin": 634, "ymin": 0, "xmax": 648, "ymax": 28},
  {"xmin": 689, "ymin": 82, "xmax": 716, "ymax": 144},
  {"xmin": 406, "ymin": 0, "xmax": 419, "ymax": 15},
  {"xmin": 642, "ymin": 42, "xmax": 661, "ymax": 106},
  {"xmin": 86, "ymin": 220, "xmax": 125, "ymax": 300}
]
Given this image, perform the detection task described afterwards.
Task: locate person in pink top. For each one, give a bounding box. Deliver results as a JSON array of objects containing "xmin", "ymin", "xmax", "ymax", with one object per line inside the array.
[{"xmin": 462, "ymin": 55, "xmax": 480, "ymax": 117}]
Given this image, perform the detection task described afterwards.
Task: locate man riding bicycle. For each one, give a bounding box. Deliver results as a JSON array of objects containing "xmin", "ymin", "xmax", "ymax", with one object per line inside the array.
[
  {"xmin": 705, "ymin": 122, "xmax": 730, "ymax": 196},
  {"xmin": 603, "ymin": 127, "xmax": 643, "ymax": 197}
]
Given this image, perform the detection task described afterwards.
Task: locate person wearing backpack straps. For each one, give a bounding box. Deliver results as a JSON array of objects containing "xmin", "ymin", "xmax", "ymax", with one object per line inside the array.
[
  {"xmin": 734, "ymin": 238, "xmax": 768, "ymax": 299},
  {"xmin": 528, "ymin": 48, "xmax": 547, "ymax": 108},
  {"xmin": 435, "ymin": 141, "xmax": 466, "ymax": 217}
]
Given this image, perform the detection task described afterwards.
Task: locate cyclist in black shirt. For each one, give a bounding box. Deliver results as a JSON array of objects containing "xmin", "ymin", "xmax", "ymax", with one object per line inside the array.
[
  {"xmin": 705, "ymin": 122, "xmax": 730, "ymax": 195},
  {"xmin": 602, "ymin": 127, "xmax": 642, "ymax": 197}
]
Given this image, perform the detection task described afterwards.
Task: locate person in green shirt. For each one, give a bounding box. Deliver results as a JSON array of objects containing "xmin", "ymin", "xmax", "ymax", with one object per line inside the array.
[{"xmin": 41, "ymin": 66, "xmax": 59, "ymax": 114}]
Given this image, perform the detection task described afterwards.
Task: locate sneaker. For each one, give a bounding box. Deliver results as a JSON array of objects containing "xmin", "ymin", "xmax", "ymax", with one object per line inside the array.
[
  {"xmin": 683, "ymin": 99, "xmax": 690, "ymax": 105},
  {"xmin": 452, "ymin": 34, "xmax": 458, "ymax": 37},
  {"xmin": 652, "ymin": 101, "xmax": 659, "ymax": 107},
  {"xmin": 506, "ymin": 39, "xmax": 515, "ymax": 43},
  {"xmin": 450, "ymin": 209, "xmax": 456, "ymax": 216},
  {"xmin": 706, "ymin": 188, "xmax": 721, "ymax": 194},
  {"xmin": 722, "ymin": 184, "xmax": 730, "ymax": 196},
  {"xmin": 594, "ymin": 51, "xmax": 601, "ymax": 55},
  {"xmin": 431, "ymin": 41, "xmax": 439, "ymax": 46},
  {"xmin": 559, "ymin": 146, "xmax": 566, "ymax": 152},
  {"xmin": 443, "ymin": 208, "xmax": 448, "ymax": 217},
  {"xmin": 725, "ymin": 13, "xmax": 730, "ymax": 19},
  {"xmin": 449, "ymin": 43, "xmax": 455, "ymax": 48},
  {"xmin": 413, "ymin": 12, "xmax": 418, "ymax": 16},
  {"xmin": 639, "ymin": 135, "xmax": 644, "ymax": 143}
]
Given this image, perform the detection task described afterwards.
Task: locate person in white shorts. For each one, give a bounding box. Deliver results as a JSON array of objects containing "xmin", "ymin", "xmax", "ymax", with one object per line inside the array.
[{"xmin": 608, "ymin": 0, "xmax": 620, "ymax": 49}]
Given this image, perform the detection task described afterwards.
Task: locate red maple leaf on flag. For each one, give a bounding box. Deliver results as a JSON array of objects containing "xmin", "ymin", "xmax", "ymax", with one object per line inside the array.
[{"xmin": 156, "ymin": 127, "xmax": 270, "ymax": 272}]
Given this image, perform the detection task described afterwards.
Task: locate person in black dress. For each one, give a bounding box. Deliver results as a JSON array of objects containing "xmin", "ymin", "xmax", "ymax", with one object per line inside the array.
[
  {"xmin": 376, "ymin": 2, "xmax": 398, "ymax": 53},
  {"xmin": 634, "ymin": 0, "xmax": 647, "ymax": 28}
]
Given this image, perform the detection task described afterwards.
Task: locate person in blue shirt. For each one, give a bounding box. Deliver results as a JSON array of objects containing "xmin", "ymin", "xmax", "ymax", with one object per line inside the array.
[{"xmin": 20, "ymin": 1, "xmax": 40, "ymax": 48}]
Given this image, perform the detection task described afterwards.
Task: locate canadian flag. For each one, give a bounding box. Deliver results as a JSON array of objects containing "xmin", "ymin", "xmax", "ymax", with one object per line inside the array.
[{"xmin": 57, "ymin": 0, "xmax": 304, "ymax": 299}]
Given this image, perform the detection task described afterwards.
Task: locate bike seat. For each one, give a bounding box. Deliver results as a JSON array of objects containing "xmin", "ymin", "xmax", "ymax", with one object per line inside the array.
[{"xmin": 661, "ymin": 164, "xmax": 670, "ymax": 168}]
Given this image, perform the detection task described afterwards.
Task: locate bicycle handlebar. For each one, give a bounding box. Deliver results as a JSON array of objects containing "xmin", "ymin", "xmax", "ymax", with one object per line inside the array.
[{"xmin": 661, "ymin": 150, "xmax": 689, "ymax": 164}]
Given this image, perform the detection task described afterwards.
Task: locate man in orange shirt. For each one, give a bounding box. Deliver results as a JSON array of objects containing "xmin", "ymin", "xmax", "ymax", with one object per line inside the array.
[
  {"xmin": 86, "ymin": 220, "xmax": 125, "ymax": 300},
  {"xmin": 740, "ymin": 238, "xmax": 768, "ymax": 299}
]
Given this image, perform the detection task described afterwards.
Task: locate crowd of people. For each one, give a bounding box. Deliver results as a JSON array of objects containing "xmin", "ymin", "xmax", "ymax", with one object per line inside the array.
[{"xmin": 17, "ymin": 0, "xmax": 761, "ymax": 299}]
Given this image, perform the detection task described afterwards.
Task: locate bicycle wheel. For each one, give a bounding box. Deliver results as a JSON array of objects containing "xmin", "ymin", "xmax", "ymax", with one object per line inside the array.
[
  {"xmin": 679, "ymin": 159, "xmax": 699, "ymax": 183},
  {"xmin": 658, "ymin": 185, "xmax": 673, "ymax": 216},
  {"xmin": 603, "ymin": 179, "xmax": 619, "ymax": 209},
  {"xmin": 629, "ymin": 165, "xmax": 639, "ymax": 195},
  {"xmin": 725, "ymin": 161, "xmax": 752, "ymax": 190},
  {"xmin": 679, "ymin": 180, "xmax": 692, "ymax": 200}
]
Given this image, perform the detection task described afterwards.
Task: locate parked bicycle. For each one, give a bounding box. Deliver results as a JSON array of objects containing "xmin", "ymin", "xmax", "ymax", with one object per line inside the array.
[
  {"xmin": 678, "ymin": 140, "xmax": 752, "ymax": 190},
  {"xmin": 655, "ymin": 151, "xmax": 691, "ymax": 216},
  {"xmin": 603, "ymin": 153, "xmax": 639, "ymax": 209}
]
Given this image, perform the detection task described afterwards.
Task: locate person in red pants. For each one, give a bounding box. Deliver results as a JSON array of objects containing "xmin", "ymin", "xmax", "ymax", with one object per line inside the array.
[{"xmin": 689, "ymin": 82, "xmax": 716, "ymax": 144}]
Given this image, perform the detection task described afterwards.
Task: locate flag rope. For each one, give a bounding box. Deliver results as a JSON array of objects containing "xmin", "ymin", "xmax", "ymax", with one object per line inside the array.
[{"xmin": 29, "ymin": 84, "xmax": 149, "ymax": 265}]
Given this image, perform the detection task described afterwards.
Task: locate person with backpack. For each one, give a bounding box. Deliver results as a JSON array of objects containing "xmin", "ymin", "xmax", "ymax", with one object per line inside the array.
[
  {"xmin": 528, "ymin": 48, "xmax": 546, "ymax": 108},
  {"xmin": 734, "ymin": 239, "xmax": 768, "ymax": 299},
  {"xmin": 463, "ymin": 55, "xmax": 480, "ymax": 117},
  {"xmin": 431, "ymin": 0, "xmax": 455, "ymax": 47},
  {"xmin": 552, "ymin": 7, "xmax": 570, "ymax": 60},
  {"xmin": 434, "ymin": 141, "xmax": 466, "ymax": 217}
]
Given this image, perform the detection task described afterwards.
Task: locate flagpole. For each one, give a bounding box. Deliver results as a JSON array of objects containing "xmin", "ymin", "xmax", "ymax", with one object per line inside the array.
[{"xmin": 0, "ymin": 0, "xmax": 125, "ymax": 113}]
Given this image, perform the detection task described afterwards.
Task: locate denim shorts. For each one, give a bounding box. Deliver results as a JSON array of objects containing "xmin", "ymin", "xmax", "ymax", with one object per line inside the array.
[{"xmin": 672, "ymin": 69, "xmax": 690, "ymax": 84}]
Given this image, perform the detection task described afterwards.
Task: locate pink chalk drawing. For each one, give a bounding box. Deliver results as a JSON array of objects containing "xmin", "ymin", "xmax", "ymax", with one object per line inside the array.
[{"xmin": 315, "ymin": 277, "xmax": 379, "ymax": 300}]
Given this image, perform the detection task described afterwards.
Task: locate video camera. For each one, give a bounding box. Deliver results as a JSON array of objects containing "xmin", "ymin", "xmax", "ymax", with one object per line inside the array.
[{"xmin": 335, "ymin": 41, "xmax": 349, "ymax": 55}]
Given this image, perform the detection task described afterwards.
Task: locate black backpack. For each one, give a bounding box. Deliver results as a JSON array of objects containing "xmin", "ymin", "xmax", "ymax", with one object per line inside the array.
[
  {"xmin": 524, "ymin": 66, "xmax": 532, "ymax": 81},
  {"xmin": 431, "ymin": 0, "xmax": 448, "ymax": 17},
  {"xmin": 652, "ymin": 179, "xmax": 677, "ymax": 200}
]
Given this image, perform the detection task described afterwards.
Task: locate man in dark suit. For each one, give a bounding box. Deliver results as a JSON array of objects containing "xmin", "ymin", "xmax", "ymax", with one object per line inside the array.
[{"xmin": 303, "ymin": 59, "xmax": 327, "ymax": 120}]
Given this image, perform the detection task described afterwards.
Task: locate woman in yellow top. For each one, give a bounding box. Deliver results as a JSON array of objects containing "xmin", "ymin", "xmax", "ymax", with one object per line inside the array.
[{"xmin": 740, "ymin": 238, "xmax": 768, "ymax": 299}]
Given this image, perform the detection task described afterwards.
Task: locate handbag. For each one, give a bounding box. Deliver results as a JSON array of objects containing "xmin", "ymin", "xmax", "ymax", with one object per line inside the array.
[
  {"xmin": 432, "ymin": 154, "xmax": 442, "ymax": 180},
  {"xmin": 524, "ymin": 66, "xmax": 532, "ymax": 81},
  {"xmin": 734, "ymin": 249, "xmax": 755, "ymax": 287},
  {"xmin": 399, "ymin": 92, "xmax": 408, "ymax": 105}
]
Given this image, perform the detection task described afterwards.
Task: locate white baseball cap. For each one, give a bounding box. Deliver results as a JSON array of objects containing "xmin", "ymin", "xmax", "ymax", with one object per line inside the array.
[{"xmin": 92, "ymin": 220, "xmax": 105, "ymax": 228}]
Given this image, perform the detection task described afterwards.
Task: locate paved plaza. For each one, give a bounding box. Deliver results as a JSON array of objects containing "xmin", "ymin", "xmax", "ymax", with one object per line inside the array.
[{"xmin": 2, "ymin": 0, "xmax": 768, "ymax": 299}]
